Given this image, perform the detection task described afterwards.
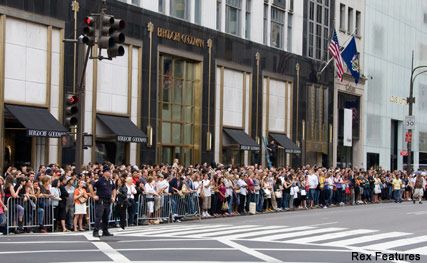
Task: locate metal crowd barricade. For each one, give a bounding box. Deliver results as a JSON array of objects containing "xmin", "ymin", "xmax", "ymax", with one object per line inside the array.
[
  {"xmin": 136, "ymin": 193, "xmax": 171, "ymax": 225},
  {"xmin": 170, "ymin": 192, "xmax": 201, "ymax": 220},
  {"xmin": 6, "ymin": 196, "xmax": 54, "ymax": 235}
]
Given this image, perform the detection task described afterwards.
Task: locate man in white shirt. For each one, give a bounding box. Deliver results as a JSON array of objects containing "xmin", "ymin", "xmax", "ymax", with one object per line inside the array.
[
  {"xmin": 236, "ymin": 174, "xmax": 248, "ymax": 214},
  {"xmin": 307, "ymin": 170, "xmax": 319, "ymax": 209},
  {"xmin": 201, "ymin": 174, "xmax": 212, "ymax": 217}
]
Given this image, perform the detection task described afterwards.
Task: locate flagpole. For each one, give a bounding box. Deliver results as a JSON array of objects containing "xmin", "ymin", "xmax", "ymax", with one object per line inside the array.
[{"xmin": 317, "ymin": 27, "xmax": 358, "ymax": 76}]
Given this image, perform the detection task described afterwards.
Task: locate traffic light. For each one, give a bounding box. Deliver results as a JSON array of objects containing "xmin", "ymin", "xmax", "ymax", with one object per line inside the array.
[
  {"xmin": 82, "ymin": 16, "xmax": 96, "ymax": 46},
  {"xmin": 65, "ymin": 94, "xmax": 79, "ymax": 127},
  {"xmin": 405, "ymin": 131, "xmax": 413, "ymax": 143},
  {"xmin": 98, "ymin": 15, "xmax": 115, "ymax": 49},
  {"xmin": 107, "ymin": 17, "xmax": 126, "ymax": 58}
]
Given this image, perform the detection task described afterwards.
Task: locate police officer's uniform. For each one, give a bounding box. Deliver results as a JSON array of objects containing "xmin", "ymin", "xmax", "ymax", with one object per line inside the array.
[{"xmin": 93, "ymin": 172, "xmax": 115, "ymax": 237}]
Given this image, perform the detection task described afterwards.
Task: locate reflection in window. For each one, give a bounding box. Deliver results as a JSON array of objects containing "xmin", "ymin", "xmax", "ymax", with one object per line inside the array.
[
  {"xmin": 195, "ymin": 0, "xmax": 201, "ymax": 24},
  {"xmin": 306, "ymin": 0, "xmax": 330, "ymax": 61},
  {"xmin": 159, "ymin": 0, "xmax": 165, "ymax": 13},
  {"xmin": 159, "ymin": 55, "xmax": 200, "ymax": 165},
  {"xmin": 171, "ymin": 0, "xmax": 190, "ymax": 20},
  {"xmin": 271, "ymin": 6, "xmax": 284, "ymax": 49},
  {"xmin": 245, "ymin": 0, "xmax": 251, "ymax": 39},
  {"xmin": 217, "ymin": 0, "xmax": 222, "ymax": 30},
  {"xmin": 226, "ymin": 0, "xmax": 241, "ymax": 36}
]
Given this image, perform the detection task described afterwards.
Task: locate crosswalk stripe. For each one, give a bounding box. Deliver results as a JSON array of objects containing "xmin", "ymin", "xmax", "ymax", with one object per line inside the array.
[
  {"xmin": 252, "ymin": 226, "xmax": 316, "ymax": 242},
  {"xmin": 405, "ymin": 246, "xmax": 427, "ymax": 255},
  {"xmin": 119, "ymin": 224, "xmax": 229, "ymax": 236},
  {"xmin": 191, "ymin": 225, "xmax": 275, "ymax": 238},
  {"xmin": 284, "ymin": 229, "xmax": 378, "ymax": 244},
  {"xmin": 216, "ymin": 227, "xmax": 292, "ymax": 240},
  {"xmin": 253, "ymin": 227, "xmax": 345, "ymax": 242},
  {"xmin": 362, "ymin": 235, "xmax": 427, "ymax": 250},
  {"xmin": 114, "ymin": 224, "xmax": 207, "ymax": 234},
  {"xmin": 167, "ymin": 225, "xmax": 258, "ymax": 237},
  {"xmin": 323, "ymin": 232, "xmax": 411, "ymax": 247}
]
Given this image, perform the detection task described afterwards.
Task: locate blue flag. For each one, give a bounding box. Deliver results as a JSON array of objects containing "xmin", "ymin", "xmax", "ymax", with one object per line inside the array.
[{"xmin": 341, "ymin": 36, "xmax": 360, "ymax": 84}]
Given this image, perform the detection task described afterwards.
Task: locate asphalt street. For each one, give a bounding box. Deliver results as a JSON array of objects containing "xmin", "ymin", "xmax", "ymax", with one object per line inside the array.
[{"xmin": 1, "ymin": 202, "xmax": 427, "ymax": 263}]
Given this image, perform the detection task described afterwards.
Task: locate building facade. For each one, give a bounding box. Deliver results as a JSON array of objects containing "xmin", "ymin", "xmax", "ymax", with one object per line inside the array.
[
  {"xmin": 332, "ymin": 0, "xmax": 366, "ymax": 169},
  {"xmin": 363, "ymin": 0, "xmax": 427, "ymax": 170},
  {"xmin": 0, "ymin": 0, "xmax": 335, "ymax": 171}
]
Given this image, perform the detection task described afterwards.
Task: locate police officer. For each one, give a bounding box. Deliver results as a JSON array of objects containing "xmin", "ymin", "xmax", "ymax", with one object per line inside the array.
[{"xmin": 90, "ymin": 165, "xmax": 116, "ymax": 237}]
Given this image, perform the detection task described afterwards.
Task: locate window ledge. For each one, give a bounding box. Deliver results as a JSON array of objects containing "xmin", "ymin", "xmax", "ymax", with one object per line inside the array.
[{"xmin": 339, "ymin": 28, "xmax": 346, "ymax": 33}]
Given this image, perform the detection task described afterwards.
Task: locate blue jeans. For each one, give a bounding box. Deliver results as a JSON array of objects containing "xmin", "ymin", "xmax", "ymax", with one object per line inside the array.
[
  {"xmin": 257, "ymin": 193, "xmax": 264, "ymax": 212},
  {"xmin": 227, "ymin": 194, "xmax": 234, "ymax": 214},
  {"xmin": 314, "ymin": 189, "xmax": 320, "ymax": 205},
  {"xmin": 37, "ymin": 208, "xmax": 44, "ymax": 226},
  {"xmin": 393, "ymin": 190, "xmax": 402, "ymax": 202},
  {"xmin": 325, "ymin": 188, "xmax": 333, "ymax": 206},
  {"xmin": 282, "ymin": 192, "xmax": 290, "ymax": 209}
]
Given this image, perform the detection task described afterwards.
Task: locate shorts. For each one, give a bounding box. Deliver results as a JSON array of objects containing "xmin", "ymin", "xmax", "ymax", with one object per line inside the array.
[
  {"xmin": 154, "ymin": 197, "xmax": 161, "ymax": 211},
  {"xmin": 308, "ymin": 189, "xmax": 316, "ymax": 201},
  {"xmin": 202, "ymin": 196, "xmax": 211, "ymax": 210},
  {"xmin": 414, "ymin": 188, "xmax": 424, "ymax": 198}
]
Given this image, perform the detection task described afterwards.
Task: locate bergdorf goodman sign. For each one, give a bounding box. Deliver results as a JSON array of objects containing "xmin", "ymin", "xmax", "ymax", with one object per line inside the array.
[{"xmin": 157, "ymin": 27, "xmax": 205, "ymax": 48}]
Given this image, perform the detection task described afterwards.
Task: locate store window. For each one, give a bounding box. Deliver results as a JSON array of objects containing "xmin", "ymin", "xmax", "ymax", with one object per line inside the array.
[
  {"xmin": 271, "ymin": 6, "xmax": 284, "ymax": 49},
  {"xmin": 131, "ymin": 0, "xmax": 140, "ymax": 6},
  {"xmin": 171, "ymin": 0, "xmax": 190, "ymax": 20},
  {"xmin": 158, "ymin": 55, "xmax": 201, "ymax": 166},
  {"xmin": 287, "ymin": 13, "xmax": 293, "ymax": 52},
  {"xmin": 95, "ymin": 141, "xmax": 126, "ymax": 165},
  {"xmin": 225, "ymin": 0, "xmax": 242, "ymax": 36}
]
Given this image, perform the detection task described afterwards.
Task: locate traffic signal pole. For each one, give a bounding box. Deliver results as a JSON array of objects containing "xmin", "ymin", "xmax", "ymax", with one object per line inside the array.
[{"xmin": 75, "ymin": 46, "xmax": 91, "ymax": 175}]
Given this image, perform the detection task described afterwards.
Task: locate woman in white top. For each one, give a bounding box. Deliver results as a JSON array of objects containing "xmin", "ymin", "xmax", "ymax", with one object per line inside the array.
[
  {"xmin": 125, "ymin": 177, "xmax": 137, "ymax": 226},
  {"xmin": 144, "ymin": 176, "xmax": 158, "ymax": 224}
]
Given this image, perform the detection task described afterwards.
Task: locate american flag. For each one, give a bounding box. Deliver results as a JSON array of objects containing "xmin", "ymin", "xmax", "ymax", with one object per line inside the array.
[{"xmin": 328, "ymin": 29, "xmax": 344, "ymax": 81}]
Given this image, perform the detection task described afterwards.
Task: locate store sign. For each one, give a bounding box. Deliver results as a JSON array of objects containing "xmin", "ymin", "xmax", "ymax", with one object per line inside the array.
[
  {"xmin": 117, "ymin": 135, "xmax": 147, "ymax": 143},
  {"xmin": 157, "ymin": 27, "xmax": 205, "ymax": 48},
  {"xmin": 240, "ymin": 145, "xmax": 260, "ymax": 151},
  {"xmin": 285, "ymin": 148, "xmax": 302, "ymax": 154},
  {"xmin": 27, "ymin": 129, "xmax": 67, "ymax": 138},
  {"xmin": 390, "ymin": 96, "xmax": 408, "ymax": 105}
]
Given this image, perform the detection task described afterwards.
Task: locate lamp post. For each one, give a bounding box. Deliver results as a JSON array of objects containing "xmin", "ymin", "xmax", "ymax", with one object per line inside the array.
[{"xmin": 406, "ymin": 51, "xmax": 427, "ymax": 172}]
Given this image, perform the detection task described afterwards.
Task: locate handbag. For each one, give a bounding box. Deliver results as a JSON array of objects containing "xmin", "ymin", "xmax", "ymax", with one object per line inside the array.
[
  {"xmin": 221, "ymin": 201, "xmax": 229, "ymax": 211},
  {"xmin": 374, "ymin": 184, "xmax": 381, "ymax": 194},
  {"xmin": 263, "ymin": 188, "xmax": 271, "ymax": 198},
  {"xmin": 78, "ymin": 196, "xmax": 87, "ymax": 204},
  {"xmin": 274, "ymin": 191, "xmax": 282, "ymax": 199}
]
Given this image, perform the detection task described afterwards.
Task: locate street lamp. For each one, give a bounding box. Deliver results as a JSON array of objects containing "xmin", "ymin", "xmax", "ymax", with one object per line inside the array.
[{"xmin": 406, "ymin": 51, "xmax": 427, "ymax": 172}]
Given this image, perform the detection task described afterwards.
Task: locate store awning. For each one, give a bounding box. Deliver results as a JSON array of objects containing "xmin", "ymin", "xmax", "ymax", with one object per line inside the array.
[
  {"xmin": 270, "ymin": 132, "xmax": 301, "ymax": 154},
  {"xmin": 5, "ymin": 104, "xmax": 67, "ymax": 138},
  {"xmin": 223, "ymin": 128, "xmax": 260, "ymax": 151},
  {"xmin": 97, "ymin": 114, "xmax": 147, "ymax": 143}
]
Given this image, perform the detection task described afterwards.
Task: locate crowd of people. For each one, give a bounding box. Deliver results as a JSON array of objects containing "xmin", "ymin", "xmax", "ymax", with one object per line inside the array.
[{"xmin": 0, "ymin": 159, "xmax": 426, "ymax": 235}]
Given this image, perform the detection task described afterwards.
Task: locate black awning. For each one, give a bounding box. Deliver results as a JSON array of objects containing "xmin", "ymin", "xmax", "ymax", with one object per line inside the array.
[
  {"xmin": 97, "ymin": 114, "xmax": 147, "ymax": 143},
  {"xmin": 5, "ymin": 104, "xmax": 67, "ymax": 138},
  {"xmin": 223, "ymin": 128, "xmax": 260, "ymax": 151},
  {"xmin": 270, "ymin": 132, "xmax": 301, "ymax": 154}
]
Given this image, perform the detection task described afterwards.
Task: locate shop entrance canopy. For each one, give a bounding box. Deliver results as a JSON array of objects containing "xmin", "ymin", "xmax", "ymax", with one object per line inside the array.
[
  {"xmin": 270, "ymin": 132, "xmax": 301, "ymax": 154},
  {"xmin": 97, "ymin": 114, "xmax": 147, "ymax": 143},
  {"xmin": 223, "ymin": 128, "xmax": 260, "ymax": 151},
  {"xmin": 5, "ymin": 104, "xmax": 67, "ymax": 138}
]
